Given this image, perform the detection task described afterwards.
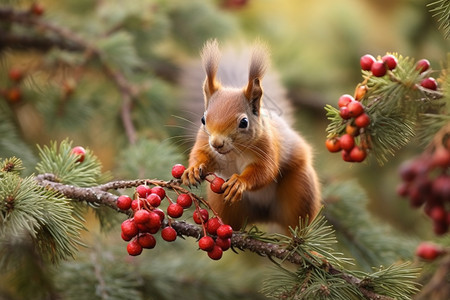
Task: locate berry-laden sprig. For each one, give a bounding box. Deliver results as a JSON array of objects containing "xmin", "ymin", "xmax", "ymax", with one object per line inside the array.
[
  {"xmin": 325, "ymin": 53, "xmax": 442, "ymax": 164},
  {"xmin": 119, "ymin": 163, "xmax": 233, "ymax": 260},
  {"xmin": 396, "ymin": 124, "xmax": 450, "ymax": 235}
]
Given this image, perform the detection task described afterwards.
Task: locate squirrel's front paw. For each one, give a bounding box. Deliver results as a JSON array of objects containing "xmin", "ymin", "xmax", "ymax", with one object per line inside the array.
[
  {"xmin": 181, "ymin": 164, "xmax": 206, "ymax": 187},
  {"xmin": 222, "ymin": 174, "xmax": 246, "ymax": 203}
]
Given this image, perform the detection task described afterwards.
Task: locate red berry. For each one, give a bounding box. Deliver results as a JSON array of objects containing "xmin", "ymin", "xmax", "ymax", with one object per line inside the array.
[
  {"xmin": 138, "ymin": 233, "xmax": 156, "ymax": 249},
  {"xmin": 429, "ymin": 206, "xmax": 446, "ymax": 223},
  {"xmin": 347, "ymin": 101, "xmax": 364, "ymax": 118},
  {"xmin": 215, "ymin": 237, "xmax": 231, "ymax": 251},
  {"xmin": 153, "ymin": 208, "xmax": 165, "ymax": 222},
  {"xmin": 371, "ymin": 61, "xmax": 387, "ymax": 77},
  {"xmin": 8, "ymin": 68, "xmax": 24, "ymax": 82},
  {"xmin": 171, "ymin": 164, "xmax": 186, "ymax": 179},
  {"xmin": 339, "ymin": 107, "xmax": 351, "ymax": 120},
  {"xmin": 360, "ymin": 54, "xmax": 376, "ymax": 71},
  {"xmin": 416, "ymin": 59, "xmax": 430, "ymax": 73},
  {"xmin": 210, "ymin": 177, "xmax": 225, "ymax": 194},
  {"xmin": 5, "ymin": 87, "xmax": 22, "ymax": 103},
  {"xmin": 349, "ymin": 146, "xmax": 367, "ymax": 163},
  {"xmin": 207, "ymin": 245, "xmax": 223, "ymax": 260},
  {"xmin": 117, "ymin": 195, "xmax": 132, "ymax": 211},
  {"xmin": 147, "ymin": 211, "xmax": 162, "ymax": 229},
  {"xmin": 193, "ymin": 208, "xmax": 209, "ymax": 224},
  {"xmin": 354, "ymin": 113, "xmax": 370, "ymax": 128},
  {"xmin": 382, "ymin": 54, "xmax": 398, "ymax": 70},
  {"xmin": 339, "ymin": 134, "xmax": 355, "ymax": 151},
  {"xmin": 150, "ymin": 186, "xmax": 166, "ymax": 200},
  {"xmin": 134, "ymin": 209, "xmax": 152, "ymax": 224},
  {"xmin": 167, "ymin": 203, "xmax": 184, "ymax": 218},
  {"xmin": 121, "ymin": 231, "xmax": 133, "ymax": 241},
  {"xmin": 216, "ymin": 224, "xmax": 233, "ymax": 239},
  {"xmin": 146, "ymin": 194, "xmax": 161, "ymax": 207},
  {"xmin": 341, "ymin": 150, "xmax": 353, "ymax": 162},
  {"xmin": 31, "ymin": 3, "xmax": 45, "ymax": 16},
  {"xmin": 70, "ymin": 146, "xmax": 86, "ymax": 163},
  {"xmin": 131, "ymin": 199, "xmax": 144, "ymax": 211},
  {"xmin": 346, "ymin": 123, "xmax": 359, "ymax": 136},
  {"xmin": 121, "ymin": 219, "xmax": 138, "ymax": 238},
  {"xmin": 136, "ymin": 185, "xmax": 151, "ymax": 198},
  {"xmin": 325, "ymin": 138, "xmax": 341, "ymax": 153},
  {"xmin": 198, "ymin": 236, "xmax": 215, "ymax": 251},
  {"xmin": 206, "ymin": 217, "xmax": 222, "ymax": 235},
  {"xmin": 176, "ymin": 193, "xmax": 193, "ymax": 208},
  {"xmin": 415, "ymin": 242, "xmax": 443, "ymax": 260},
  {"xmin": 420, "ymin": 77, "xmax": 437, "ymax": 90},
  {"xmin": 354, "ymin": 85, "xmax": 367, "ymax": 101},
  {"xmin": 338, "ymin": 94, "xmax": 354, "ymax": 107},
  {"xmin": 161, "ymin": 227, "xmax": 177, "ymax": 242}
]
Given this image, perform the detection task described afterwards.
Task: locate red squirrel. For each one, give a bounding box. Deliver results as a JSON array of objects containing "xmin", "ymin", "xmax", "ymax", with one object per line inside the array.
[{"xmin": 181, "ymin": 39, "xmax": 321, "ymax": 231}]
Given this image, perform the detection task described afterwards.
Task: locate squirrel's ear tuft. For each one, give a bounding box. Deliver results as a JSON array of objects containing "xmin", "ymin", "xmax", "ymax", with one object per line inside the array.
[
  {"xmin": 245, "ymin": 42, "xmax": 268, "ymax": 115},
  {"xmin": 201, "ymin": 39, "xmax": 221, "ymax": 102}
]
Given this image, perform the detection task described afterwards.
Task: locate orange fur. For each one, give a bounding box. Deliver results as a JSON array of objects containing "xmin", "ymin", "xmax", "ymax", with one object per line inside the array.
[{"xmin": 182, "ymin": 40, "xmax": 321, "ymax": 231}]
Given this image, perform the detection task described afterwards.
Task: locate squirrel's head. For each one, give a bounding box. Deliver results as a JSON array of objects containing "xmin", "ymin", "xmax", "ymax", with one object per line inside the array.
[{"xmin": 199, "ymin": 39, "xmax": 268, "ymax": 155}]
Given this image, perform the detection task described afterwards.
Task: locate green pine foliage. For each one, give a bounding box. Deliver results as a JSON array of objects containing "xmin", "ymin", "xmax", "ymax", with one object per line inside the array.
[{"xmin": 428, "ymin": 0, "xmax": 450, "ymax": 39}]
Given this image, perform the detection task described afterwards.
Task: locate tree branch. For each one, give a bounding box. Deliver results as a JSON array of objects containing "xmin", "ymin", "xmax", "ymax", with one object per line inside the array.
[
  {"xmin": 34, "ymin": 173, "xmax": 395, "ymax": 300},
  {"xmin": 0, "ymin": 6, "xmax": 137, "ymax": 144}
]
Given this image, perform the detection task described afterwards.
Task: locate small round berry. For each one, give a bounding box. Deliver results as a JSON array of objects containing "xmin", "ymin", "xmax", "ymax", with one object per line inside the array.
[
  {"xmin": 161, "ymin": 227, "xmax": 177, "ymax": 242},
  {"xmin": 117, "ymin": 195, "xmax": 133, "ymax": 211},
  {"xmin": 171, "ymin": 164, "xmax": 186, "ymax": 179},
  {"xmin": 147, "ymin": 211, "xmax": 162, "ymax": 229},
  {"xmin": 371, "ymin": 61, "xmax": 387, "ymax": 77},
  {"xmin": 360, "ymin": 54, "xmax": 376, "ymax": 71},
  {"xmin": 207, "ymin": 245, "xmax": 223, "ymax": 260},
  {"xmin": 134, "ymin": 209, "xmax": 151, "ymax": 224},
  {"xmin": 70, "ymin": 146, "xmax": 86, "ymax": 163},
  {"xmin": 121, "ymin": 219, "xmax": 138, "ymax": 238},
  {"xmin": 420, "ymin": 77, "xmax": 438, "ymax": 90},
  {"xmin": 415, "ymin": 59, "xmax": 430, "ymax": 73},
  {"xmin": 339, "ymin": 134, "xmax": 355, "ymax": 151},
  {"xmin": 193, "ymin": 208, "xmax": 209, "ymax": 224},
  {"xmin": 150, "ymin": 186, "xmax": 166, "ymax": 200},
  {"xmin": 5, "ymin": 87, "xmax": 22, "ymax": 103},
  {"xmin": 153, "ymin": 208, "xmax": 166, "ymax": 222},
  {"xmin": 325, "ymin": 138, "xmax": 341, "ymax": 153},
  {"xmin": 216, "ymin": 224, "xmax": 233, "ymax": 239},
  {"xmin": 136, "ymin": 185, "xmax": 151, "ymax": 198},
  {"xmin": 146, "ymin": 194, "xmax": 161, "ymax": 207},
  {"xmin": 341, "ymin": 150, "xmax": 353, "ymax": 162},
  {"xmin": 167, "ymin": 203, "xmax": 184, "ymax": 218},
  {"xmin": 131, "ymin": 199, "xmax": 144, "ymax": 211},
  {"xmin": 121, "ymin": 231, "xmax": 133, "ymax": 242},
  {"xmin": 382, "ymin": 54, "xmax": 398, "ymax": 70},
  {"xmin": 198, "ymin": 236, "xmax": 215, "ymax": 251},
  {"xmin": 138, "ymin": 233, "xmax": 156, "ymax": 249},
  {"xmin": 215, "ymin": 237, "xmax": 231, "ymax": 251},
  {"xmin": 354, "ymin": 113, "xmax": 370, "ymax": 128},
  {"xmin": 349, "ymin": 146, "xmax": 367, "ymax": 163},
  {"xmin": 176, "ymin": 193, "xmax": 193, "ymax": 209},
  {"xmin": 338, "ymin": 94, "xmax": 354, "ymax": 107},
  {"xmin": 346, "ymin": 123, "xmax": 359, "ymax": 136},
  {"xmin": 339, "ymin": 107, "xmax": 351, "ymax": 120},
  {"xmin": 429, "ymin": 206, "xmax": 446, "ymax": 223},
  {"xmin": 30, "ymin": 2, "xmax": 45, "ymax": 16},
  {"xmin": 8, "ymin": 68, "xmax": 24, "ymax": 82},
  {"xmin": 354, "ymin": 85, "xmax": 367, "ymax": 101},
  {"xmin": 415, "ymin": 242, "xmax": 443, "ymax": 260},
  {"xmin": 210, "ymin": 177, "xmax": 225, "ymax": 194},
  {"xmin": 206, "ymin": 217, "xmax": 222, "ymax": 235},
  {"xmin": 347, "ymin": 101, "xmax": 364, "ymax": 117}
]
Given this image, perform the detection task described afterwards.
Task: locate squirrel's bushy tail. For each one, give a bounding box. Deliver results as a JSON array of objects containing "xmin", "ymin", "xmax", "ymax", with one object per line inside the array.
[{"xmin": 179, "ymin": 40, "xmax": 293, "ymax": 130}]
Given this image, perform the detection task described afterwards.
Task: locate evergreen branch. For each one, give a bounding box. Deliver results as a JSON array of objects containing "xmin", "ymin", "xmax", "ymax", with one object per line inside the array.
[
  {"xmin": 33, "ymin": 174, "xmax": 418, "ymax": 300},
  {"xmin": 428, "ymin": 0, "xmax": 450, "ymax": 38},
  {"xmin": 0, "ymin": 6, "xmax": 138, "ymax": 144}
]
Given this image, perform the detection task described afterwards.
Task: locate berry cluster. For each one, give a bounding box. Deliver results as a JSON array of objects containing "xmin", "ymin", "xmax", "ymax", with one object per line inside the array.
[
  {"xmin": 119, "ymin": 164, "xmax": 233, "ymax": 260},
  {"xmin": 325, "ymin": 93, "xmax": 370, "ymax": 162},
  {"xmin": 397, "ymin": 144, "xmax": 450, "ymax": 235}
]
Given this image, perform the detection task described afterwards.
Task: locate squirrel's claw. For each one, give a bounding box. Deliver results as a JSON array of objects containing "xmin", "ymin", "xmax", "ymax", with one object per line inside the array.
[
  {"xmin": 223, "ymin": 174, "xmax": 245, "ymax": 203},
  {"xmin": 181, "ymin": 164, "xmax": 205, "ymax": 187}
]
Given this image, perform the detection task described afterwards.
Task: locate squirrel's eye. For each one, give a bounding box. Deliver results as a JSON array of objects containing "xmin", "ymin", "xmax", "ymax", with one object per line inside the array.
[
  {"xmin": 201, "ymin": 115, "xmax": 205, "ymax": 125},
  {"xmin": 239, "ymin": 117, "xmax": 249, "ymax": 129}
]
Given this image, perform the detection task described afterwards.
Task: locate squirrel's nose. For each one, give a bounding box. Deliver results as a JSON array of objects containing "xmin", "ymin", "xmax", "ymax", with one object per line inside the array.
[{"xmin": 210, "ymin": 138, "xmax": 225, "ymax": 150}]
